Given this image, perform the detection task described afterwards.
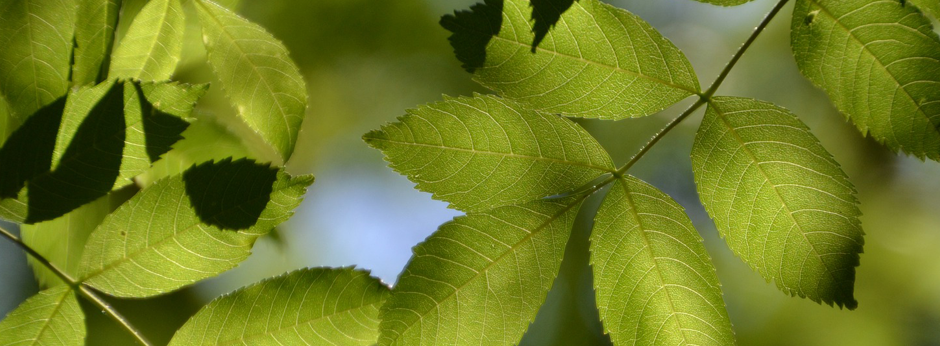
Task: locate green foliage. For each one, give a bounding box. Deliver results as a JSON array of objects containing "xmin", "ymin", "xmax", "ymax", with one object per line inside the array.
[
  {"xmin": 170, "ymin": 267, "xmax": 389, "ymax": 346},
  {"xmin": 592, "ymin": 177, "xmax": 734, "ymax": 345},
  {"xmin": 78, "ymin": 159, "xmax": 312, "ymax": 298},
  {"xmin": 442, "ymin": 0, "xmax": 699, "ymax": 120},
  {"xmin": 791, "ymin": 0, "xmax": 940, "ymax": 160},
  {"xmin": 109, "ymin": 0, "xmax": 185, "ymax": 81},
  {"xmin": 0, "ymin": 286, "xmax": 84, "ymax": 346},
  {"xmin": 0, "ymin": 0, "xmax": 74, "ymax": 121},
  {"xmin": 196, "ymin": 0, "xmax": 307, "ymax": 162},
  {"xmin": 72, "ymin": 0, "xmax": 120, "ymax": 86},
  {"xmin": 364, "ymin": 94, "xmax": 614, "ymax": 212},
  {"xmin": 379, "ymin": 198, "xmax": 583, "ymax": 346},
  {"xmin": 691, "ymin": 97, "xmax": 863, "ymax": 308},
  {"xmin": 692, "ymin": 0, "xmax": 754, "ymax": 5}
]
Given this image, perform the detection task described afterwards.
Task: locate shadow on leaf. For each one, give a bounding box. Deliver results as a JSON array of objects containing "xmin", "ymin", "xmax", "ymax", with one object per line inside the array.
[
  {"xmin": 183, "ymin": 158, "xmax": 277, "ymax": 230},
  {"xmin": 530, "ymin": 0, "xmax": 576, "ymax": 52},
  {"xmin": 27, "ymin": 82, "xmax": 126, "ymax": 223},
  {"xmin": 132, "ymin": 83, "xmax": 191, "ymax": 162},
  {"xmin": 0, "ymin": 97, "xmax": 66, "ymax": 199},
  {"xmin": 441, "ymin": 0, "xmax": 503, "ymax": 73}
]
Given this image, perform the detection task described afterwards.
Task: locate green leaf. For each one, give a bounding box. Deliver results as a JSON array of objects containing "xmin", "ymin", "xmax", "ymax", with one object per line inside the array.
[
  {"xmin": 21, "ymin": 195, "xmax": 111, "ymax": 287},
  {"xmin": 0, "ymin": 97, "xmax": 67, "ymax": 200},
  {"xmin": 379, "ymin": 197, "xmax": 583, "ymax": 346},
  {"xmin": 78, "ymin": 158, "xmax": 313, "ymax": 297},
  {"xmin": 72, "ymin": 0, "xmax": 121, "ymax": 86},
  {"xmin": 442, "ymin": 0, "xmax": 699, "ymax": 120},
  {"xmin": 364, "ymin": 94, "xmax": 614, "ymax": 212},
  {"xmin": 170, "ymin": 267, "xmax": 389, "ymax": 346},
  {"xmin": 591, "ymin": 177, "xmax": 734, "ymax": 346},
  {"xmin": 691, "ymin": 97, "xmax": 864, "ymax": 308},
  {"xmin": 0, "ymin": 94, "xmax": 16, "ymax": 147},
  {"xmin": 196, "ymin": 0, "xmax": 307, "ymax": 162},
  {"xmin": 109, "ymin": 0, "xmax": 185, "ymax": 81},
  {"xmin": 791, "ymin": 0, "xmax": 940, "ymax": 160},
  {"xmin": 0, "ymin": 194, "xmax": 28, "ymax": 224},
  {"xmin": 0, "ymin": 0, "xmax": 75, "ymax": 120},
  {"xmin": 0, "ymin": 286, "xmax": 84, "ymax": 346}
]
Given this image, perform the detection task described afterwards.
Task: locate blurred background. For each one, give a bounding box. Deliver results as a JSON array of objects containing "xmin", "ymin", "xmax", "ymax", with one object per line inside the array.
[{"xmin": 2, "ymin": 0, "xmax": 940, "ymax": 344}]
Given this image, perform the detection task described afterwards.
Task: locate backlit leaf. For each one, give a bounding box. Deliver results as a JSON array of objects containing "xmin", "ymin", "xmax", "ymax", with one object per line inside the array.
[
  {"xmin": 109, "ymin": 0, "xmax": 185, "ymax": 81},
  {"xmin": 379, "ymin": 197, "xmax": 583, "ymax": 346},
  {"xmin": 78, "ymin": 158, "xmax": 313, "ymax": 297},
  {"xmin": 196, "ymin": 0, "xmax": 307, "ymax": 162},
  {"xmin": 442, "ymin": 0, "xmax": 699, "ymax": 119},
  {"xmin": 364, "ymin": 94, "xmax": 614, "ymax": 212},
  {"xmin": 592, "ymin": 176, "xmax": 734, "ymax": 346},
  {"xmin": 72, "ymin": 0, "xmax": 121, "ymax": 86},
  {"xmin": 0, "ymin": 286, "xmax": 84, "ymax": 346},
  {"xmin": 170, "ymin": 267, "xmax": 389, "ymax": 346},
  {"xmin": 0, "ymin": 0, "xmax": 75, "ymax": 120},
  {"xmin": 791, "ymin": 0, "xmax": 940, "ymax": 160},
  {"xmin": 691, "ymin": 97, "xmax": 864, "ymax": 308}
]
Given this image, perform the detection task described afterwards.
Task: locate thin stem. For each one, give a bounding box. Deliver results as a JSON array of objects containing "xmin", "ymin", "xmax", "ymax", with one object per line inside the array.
[
  {"xmin": 0, "ymin": 225, "xmax": 153, "ymax": 346},
  {"xmin": 704, "ymin": 0, "xmax": 791, "ymax": 98},
  {"xmin": 615, "ymin": 0, "xmax": 790, "ymax": 174}
]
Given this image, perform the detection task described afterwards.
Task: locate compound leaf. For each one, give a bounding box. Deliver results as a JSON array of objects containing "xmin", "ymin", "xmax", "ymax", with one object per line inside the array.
[
  {"xmin": 364, "ymin": 94, "xmax": 614, "ymax": 212},
  {"xmin": 109, "ymin": 0, "xmax": 185, "ymax": 81},
  {"xmin": 0, "ymin": 286, "xmax": 84, "ymax": 346},
  {"xmin": 592, "ymin": 176, "xmax": 734, "ymax": 346},
  {"xmin": 78, "ymin": 158, "xmax": 313, "ymax": 298},
  {"xmin": 442, "ymin": 0, "xmax": 699, "ymax": 119},
  {"xmin": 21, "ymin": 195, "xmax": 111, "ymax": 288},
  {"xmin": 379, "ymin": 197, "xmax": 583, "ymax": 346},
  {"xmin": 72, "ymin": 0, "xmax": 121, "ymax": 86},
  {"xmin": 170, "ymin": 267, "xmax": 389, "ymax": 346},
  {"xmin": 691, "ymin": 97, "xmax": 864, "ymax": 308},
  {"xmin": 792, "ymin": 0, "xmax": 940, "ymax": 160},
  {"xmin": 196, "ymin": 0, "xmax": 307, "ymax": 162},
  {"xmin": 0, "ymin": 0, "xmax": 75, "ymax": 121}
]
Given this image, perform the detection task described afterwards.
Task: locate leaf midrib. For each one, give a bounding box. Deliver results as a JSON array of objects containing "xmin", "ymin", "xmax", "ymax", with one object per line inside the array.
[
  {"xmin": 614, "ymin": 178, "xmax": 693, "ymax": 344},
  {"xmin": 366, "ymin": 137, "xmax": 616, "ymax": 173},
  {"xmin": 809, "ymin": 0, "xmax": 940, "ymax": 139},
  {"xmin": 25, "ymin": 287, "xmax": 71, "ymax": 346},
  {"xmin": 383, "ymin": 196, "xmax": 584, "ymax": 345},
  {"xmin": 711, "ymin": 102, "xmax": 840, "ymax": 292}
]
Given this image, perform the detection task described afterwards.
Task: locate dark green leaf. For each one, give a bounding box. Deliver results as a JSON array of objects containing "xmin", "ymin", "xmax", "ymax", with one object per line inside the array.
[
  {"xmin": 72, "ymin": 0, "xmax": 121, "ymax": 86},
  {"xmin": 170, "ymin": 267, "xmax": 389, "ymax": 346}
]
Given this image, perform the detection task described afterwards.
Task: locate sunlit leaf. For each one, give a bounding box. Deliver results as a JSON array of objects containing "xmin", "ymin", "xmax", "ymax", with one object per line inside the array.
[
  {"xmin": 691, "ymin": 97, "xmax": 864, "ymax": 308},
  {"xmin": 0, "ymin": 0, "xmax": 75, "ymax": 120},
  {"xmin": 379, "ymin": 197, "xmax": 583, "ymax": 346},
  {"xmin": 909, "ymin": 0, "xmax": 940, "ymax": 20},
  {"xmin": 21, "ymin": 195, "xmax": 110, "ymax": 287},
  {"xmin": 196, "ymin": 0, "xmax": 307, "ymax": 161},
  {"xmin": 72, "ymin": 0, "xmax": 121, "ymax": 86},
  {"xmin": 442, "ymin": 0, "xmax": 699, "ymax": 119},
  {"xmin": 0, "ymin": 286, "xmax": 84, "ymax": 346},
  {"xmin": 792, "ymin": 0, "xmax": 940, "ymax": 160},
  {"xmin": 170, "ymin": 267, "xmax": 389, "ymax": 346},
  {"xmin": 364, "ymin": 94, "xmax": 614, "ymax": 212},
  {"xmin": 109, "ymin": 0, "xmax": 185, "ymax": 81},
  {"xmin": 592, "ymin": 176, "xmax": 734, "ymax": 346},
  {"xmin": 78, "ymin": 158, "xmax": 313, "ymax": 297}
]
